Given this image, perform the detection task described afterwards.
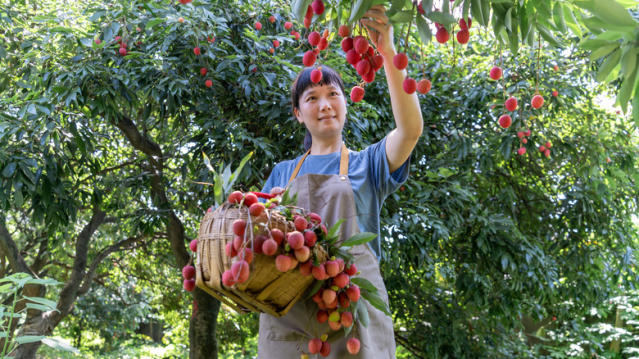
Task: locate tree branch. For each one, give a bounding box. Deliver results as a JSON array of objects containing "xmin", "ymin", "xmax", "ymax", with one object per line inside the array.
[{"xmin": 0, "ymin": 216, "xmax": 36, "ymax": 276}]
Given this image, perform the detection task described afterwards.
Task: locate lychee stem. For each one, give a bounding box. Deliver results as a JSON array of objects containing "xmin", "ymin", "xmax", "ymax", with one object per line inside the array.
[
  {"xmin": 536, "ymin": 33, "xmax": 541, "ymax": 93},
  {"xmin": 404, "ymin": 3, "xmax": 415, "ymax": 55}
]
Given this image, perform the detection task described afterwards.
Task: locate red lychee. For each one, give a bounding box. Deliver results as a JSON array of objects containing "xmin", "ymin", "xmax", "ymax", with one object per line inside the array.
[
  {"xmin": 231, "ymin": 260, "xmax": 250, "ymax": 283},
  {"xmin": 262, "ymin": 238, "xmax": 278, "ymax": 256},
  {"xmin": 346, "ymin": 338, "xmax": 361, "ymax": 354},
  {"xmin": 205, "ymin": 79, "xmax": 213, "ymax": 88},
  {"xmin": 189, "ymin": 239, "xmax": 198, "ymax": 252},
  {"xmin": 320, "ymin": 341, "xmax": 331, "ymax": 357},
  {"xmin": 182, "ymin": 265, "xmax": 196, "ymax": 280},
  {"xmin": 240, "ymin": 248, "xmax": 253, "ymax": 264},
  {"xmin": 505, "ymin": 97, "xmax": 517, "ymax": 111},
  {"xmin": 309, "ymin": 212, "xmax": 322, "ymax": 224},
  {"xmin": 312, "ymin": 263, "xmax": 329, "ymax": 280},
  {"xmin": 544, "ymin": 149, "xmax": 551, "ymax": 157},
  {"xmin": 531, "ymin": 94, "xmax": 544, "ymax": 109},
  {"xmin": 316, "ymin": 310, "xmax": 328, "ymax": 323},
  {"xmin": 273, "ymin": 40, "xmax": 280, "ymax": 48},
  {"xmin": 356, "ymin": 59, "xmax": 371, "ymax": 77},
  {"xmin": 275, "ymin": 255, "xmax": 292, "ymax": 272},
  {"xmin": 322, "ymin": 288, "xmax": 337, "ymax": 305},
  {"xmin": 225, "ymin": 241, "xmax": 238, "ymax": 257},
  {"xmin": 193, "ymin": 47, "xmax": 201, "ymax": 55},
  {"xmin": 345, "ymin": 49, "xmax": 361, "ymax": 65},
  {"xmin": 552, "ymin": 90, "xmax": 558, "ymax": 97},
  {"xmin": 254, "ymin": 22, "xmax": 262, "ymax": 30},
  {"xmin": 350, "ymin": 86, "xmax": 365, "ymax": 102},
  {"xmin": 539, "ymin": 145, "xmax": 546, "ymax": 152},
  {"xmin": 403, "ymin": 78, "xmax": 417, "ymax": 94},
  {"xmin": 269, "ymin": 15, "xmax": 276, "ymax": 23},
  {"xmin": 490, "ymin": 66, "xmax": 502, "ymax": 80},
  {"xmin": 436, "ymin": 27, "xmax": 450, "ymax": 43},
  {"xmin": 228, "ymin": 190, "xmax": 243, "ymax": 204},
  {"xmin": 309, "ymin": 338, "xmax": 322, "ymax": 354},
  {"xmin": 417, "ymin": 79, "xmax": 431, "ymax": 94},
  {"xmin": 308, "ymin": 31, "xmax": 321, "ymax": 46},
  {"xmin": 346, "ymin": 284, "xmax": 360, "ymax": 302},
  {"xmin": 249, "ymin": 202, "xmax": 265, "ymax": 216},
  {"xmin": 341, "ymin": 37, "xmax": 353, "ymax": 52},
  {"xmin": 299, "ymin": 260, "xmax": 313, "ymax": 275},
  {"xmin": 393, "ymin": 53, "xmax": 408, "ymax": 70},
  {"xmin": 284, "ymin": 21, "xmax": 293, "ymax": 30},
  {"xmin": 221, "ymin": 270, "xmax": 235, "ymax": 287},
  {"xmin": 341, "ymin": 311, "xmax": 353, "ymax": 327},
  {"xmin": 118, "ymin": 47, "xmax": 127, "ymax": 56},
  {"xmin": 345, "ymin": 263, "xmax": 357, "ymax": 276},
  {"xmin": 232, "ymin": 219, "xmax": 246, "ymax": 236},
  {"xmin": 333, "ymin": 272, "xmax": 349, "ymax": 288},
  {"xmin": 304, "ymin": 230, "xmax": 317, "ymax": 247},
  {"xmin": 311, "ymin": 0, "xmax": 325, "ymax": 15},
  {"xmin": 183, "ymin": 279, "xmax": 196, "ymax": 291},
  {"xmin": 287, "ymin": 231, "xmax": 305, "ymax": 250},
  {"xmin": 545, "ymin": 141, "xmax": 552, "ymax": 148},
  {"xmin": 270, "ymin": 228, "xmax": 284, "ymax": 245},
  {"xmin": 243, "ymin": 193, "xmax": 258, "ymax": 207},
  {"xmin": 517, "ymin": 147, "xmax": 526, "ymax": 155},
  {"xmin": 317, "ymin": 37, "xmax": 328, "ymax": 50},
  {"xmin": 456, "ymin": 29, "xmax": 469, "ymax": 44},
  {"xmin": 338, "ymin": 25, "xmax": 350, "ymax": 38},
  {"xmin": 294, "ymin": 246, "xmax": 311, "ymax": 262},
  {"xmin": 353, "ymin": 36, "xmax": 369, "ymax": 54},
  {"xmin": 200, "ymin": 67, "xmax": 208, "ymax": 76},
  {"xmin": 303, "ymin": 50, "xmax": 317, "ymax": 67},
  {"xmin": 325, "ymin": 260, "xmax": 340, "ymax": 277},
  {"xmin": 498, "ymin": 114, "xmax": 512, "ymax": 129}
]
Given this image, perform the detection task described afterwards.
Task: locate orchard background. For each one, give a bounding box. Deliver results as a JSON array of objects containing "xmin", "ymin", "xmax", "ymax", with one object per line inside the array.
[{"xmin": 1, "ymin": 0, "xmax": 639, "ymax": 358}]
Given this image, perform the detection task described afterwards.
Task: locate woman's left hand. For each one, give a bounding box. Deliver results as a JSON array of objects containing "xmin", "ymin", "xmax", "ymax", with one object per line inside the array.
[{"xmin": 361, "ymin": 5, "xmax": 396, "ymax": 58}]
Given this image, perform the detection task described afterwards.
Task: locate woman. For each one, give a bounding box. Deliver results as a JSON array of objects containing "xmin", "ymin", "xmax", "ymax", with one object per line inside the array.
[{"xmin": 258, "ymin": 5, "xmax": 422, "ymax": 358}]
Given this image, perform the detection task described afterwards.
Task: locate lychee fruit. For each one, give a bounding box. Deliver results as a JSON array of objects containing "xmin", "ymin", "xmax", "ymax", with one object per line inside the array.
[
  {"xmin": 345, "ymin": 49, "xmax": 361, "ymax": 65},
  {"xmin": 436, "ymin": 27, "xmax": 450, "ymax": 43},
  {"xmin": 304, "ymin": 230, "xmax": 317, "ymax": 247},
  {"xmin": 403, "ymin": 78, "xmax": 417, "ymax": 94},
  {"xmin": 232, "ymin": 219, "xmax": 246, "ymax": 236},
  {"xmin": 517, "ymin": 147, "xmax": 526, "ymax": 155},
  {"xmin": 225, "ymin": 241, "xmax": 238, "ymax": 257},
  {"xmin": 182, "ymin": 265, "xmax": 196, "ymax": 280},
  {"xmin": 299, "ymin": 260, "xmax": 313, "ymax": 275},
  {"xmin": 240, "ymin": 248, "xmax": 253, "ymax": 264},
  {"xmin": 94, "ymin": 38, "xmax": 102, "ymax": 45},
  {"xmin": 309, "ymin": 212, "xmax": 322, "ymax": 224},
  {"xmin": 189, "ymin": 239, "xmax": 198, "ymax": 252},
  {"xmin": 262, "ymin": 238, "xmax": 278, "ymax": 256},
  {"xmin": 490, "ymin": 66, "xmax": 502, "ymax": 80},
  {"xmin": 545, "ymin": 141, "xmax": 552, "ymax": 148},
  {"xmin": 333, "ymin": 272, "xmax": 349, "ymax": 288},
  {"xmin": 341, "ymin": 37, "xmax": 353, "ymax": 52},
  {"xmin": 356, "ymin": 59, "xmax": 371, "ymax": 77},
  {"xmin": 284, "ymin": 21, "xmax": 293, "ymax": 30},
  {"xmin": 221, "ymin": 270, "xmax": 235, "ymax": 287},
  {"xmin": 231, "ymin": 260, "xmax": 250, "ymax": 283},
  {"xmin": 118, "ymin": 47, "xmax": 127, "ymax": 56},
  {"xmin": 322, "ymin": 289, "xmax": 337, "ymax": 305},
  {"xmin": 539, "ymin": 145, "xmax": 547, "ymax": 152},
  {"xmin": 345, "ymin": 263, "xmax": 357, "ymax": 276},
  {"xmin": 311, "ymin": 0, "xmax": 325, "ymax": 15},
  {"xmin": 269, "ymin": 15, "xmax": 276, "ymax": 23},
  {"xmin": 303, "ymin": 50, "xmax": 317, "ymax": 67},
  {"xmin": 505, "ymin": 97, "xmax": 517, "ymax": 111},
  {"xmin": 393, "ymin": 53, "xmax": 408, "ymax": 70},
  {"xmin": 544, "ymin": 149, "xmax": 551, "ymax": 157},
  {"xmin": 325, "ymin": 260, "xmax": 340, "ymax": 277},
  {"xmin": 275, "ymin": 255, "xmax": 292, "ymax": 272},
  {"xmin": 309, "ymin": 338, "xmax": 322, "ymax": 354},
  {"xmin": 249, "ymin": 202, "xmax": 265, "ymax": 217},
  {"xmin": 320, "ymin": 341, "xmax": 331, "ymax": 357},
  {"xmin": 233, "ymin": 235, "xmax": 244, "ymax": 252},
  {"xmin": 294, "ymin": 216, "xmax": 308, "ymax": 231},
  {"xmin": 243, "ymin": 192, "xmax": 258, "ymax": 207},
  {"xmin": 316, "ymin": 310, "xmax": 328, "ymax": 323},
  {"xmin": 346, "ymin": 284, "xmax": 360, "ymax": 302},
  {"xmin": 193, "ymin": 47, "xmax": 201, "ymax": 55},
  {"xmin": 312, "ymin": 263, "xmax": 328, "ymax": 280},
  {"xmin": 346, "ymin": 338, "xmax": 361, "ymax": 354},
  {"xmin": 271, "ymin": 228, "xmax": 284, "ymax": 245},
  {"xmin": 273, "ymin": 40, "xmax": 280, "ymax": 48},
  {"xmin": 205, "ymin": 79, "xmax": 213, "ymax": 88},
  {"xmin": 417, "ymin": 79, "xmax": 431, "ymax": 94},
  {"xmin": 254, "ymin": 22, "xmax": 262, "ymax": 30},
  {"xmin": 317, "ymin": 37, "xmax": 328, "ymax": 51},
  {"xmin": 294, "ymin": 246, "xmax": 311, "ymax": 262},
  {"xmin": 341, "ymin": 311, "xmax": 353, "ymax": 327},
  {"xmin": 338, "ymin": 25, "xmax": 350, "ymax": 37},
  {"xmin": 350, "ymin": 86, "xmax": 365, "ymax": 102},
  {"xmin": 228, "ymin": 191, "xmax": 243, "ymax": 204},
  {"xmin": 200, "ymin": 67, "xmax": 208, "ymax": 76},
  {"xmin": 531, "ymin": 94, "xmax": 544, "ymax": 109},
  {"xmin": 183, "ymin": 279, "xmax": 196, "ymax": 291},
  {"xmin": 287, "ymin": 231, "xmax": 305, "ymax": 250},
  {"xmin": 456, "ymin": 29, "xmax": 469, "ymax": 44},
  {"xmin": 498, "ymin": 114, "xmax": 512, "ymax": 128},
  {"xmin": 353, "ymin": 36, "xmax": 369, "ymax": 54},
  {"xmin": 308, "ymin": 31, "xmax": 321, "ymax": 46}
]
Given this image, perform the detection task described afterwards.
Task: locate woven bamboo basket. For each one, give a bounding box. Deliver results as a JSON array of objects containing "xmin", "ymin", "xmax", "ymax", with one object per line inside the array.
[{"xmin": 195, "ymin": 202, "xmax": 328, "ymax": 317}]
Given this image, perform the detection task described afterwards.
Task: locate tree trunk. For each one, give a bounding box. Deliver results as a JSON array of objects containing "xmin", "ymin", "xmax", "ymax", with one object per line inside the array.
[{"xmin": 190, "ymin": 289, "xmax": 221, "ymax": 359}]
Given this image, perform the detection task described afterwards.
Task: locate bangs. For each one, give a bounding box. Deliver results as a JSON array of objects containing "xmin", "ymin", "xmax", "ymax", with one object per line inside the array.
[{"xmin": 291, "ymin": 66, "xmax": 345, "ymax": 110}]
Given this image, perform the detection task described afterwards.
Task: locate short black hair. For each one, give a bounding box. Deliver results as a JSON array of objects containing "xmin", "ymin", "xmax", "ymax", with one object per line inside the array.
[{"xmin": 290, "ymin": 65, "xmax": 345, "ymax": 112}]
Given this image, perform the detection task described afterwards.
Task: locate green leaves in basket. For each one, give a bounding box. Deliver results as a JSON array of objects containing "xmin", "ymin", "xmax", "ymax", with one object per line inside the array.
[
  {"xmin": 302, "ymin": 278, "xmax": 325, "ymax": 301},
  {"xmin": 341, "ymin": 232, "xmax": 377, "ymax": 248},
  {"xmin": 331, "ymin": 247, "xmax": 354, "ymax": 263},
  {"xmin": 199, "ymin": 151, "xmax": 253, "ymax": 207},
  {"xmin": 326, "ymin": 219, "xmax": 345, "ymax": 245},
  {"xmin": 279, "ymin": 188, "xmax": 298, "ymax": 207}
]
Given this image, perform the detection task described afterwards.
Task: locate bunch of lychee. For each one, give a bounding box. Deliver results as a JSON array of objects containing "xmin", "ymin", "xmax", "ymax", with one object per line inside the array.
[
  {"xmin": 182, "ymin": 239, "xmax": 199, "ymax": 292},
  {"xmin": 304, "ymin": 256, "xmax": 362, "ymax": 356},
  {"xmin": 392, "ymin": 51, "xmax": 430, "ymax": 95},
  {"xmin": 340, "ymin": 31, "xmax": 384, "ymax": 101},
  {"xmin": 303, "ymin": 28, "xmax": 333, "ymax": 84}
]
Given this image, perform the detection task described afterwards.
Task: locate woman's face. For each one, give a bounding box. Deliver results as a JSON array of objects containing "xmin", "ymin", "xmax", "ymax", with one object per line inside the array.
[{"xmin": 294, "ymin": 83, "xmax": 347, "ymax": 142}]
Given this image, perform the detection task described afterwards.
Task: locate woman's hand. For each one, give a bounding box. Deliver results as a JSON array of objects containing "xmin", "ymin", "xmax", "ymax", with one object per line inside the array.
[{"xmin": 360, "ymin": 5, "xmax": 396, "ymax": 58}]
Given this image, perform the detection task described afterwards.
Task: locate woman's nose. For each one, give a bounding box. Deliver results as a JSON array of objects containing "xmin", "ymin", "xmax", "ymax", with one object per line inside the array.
[{"xmin": 318, "ymin": 97, "xmax": 332, "ymax": 111}]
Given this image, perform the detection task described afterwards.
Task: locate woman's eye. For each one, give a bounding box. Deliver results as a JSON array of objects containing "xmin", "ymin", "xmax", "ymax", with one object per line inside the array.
[{"xmin": 331, "ymin": 92, "xmax": 339, "ymax": 96}]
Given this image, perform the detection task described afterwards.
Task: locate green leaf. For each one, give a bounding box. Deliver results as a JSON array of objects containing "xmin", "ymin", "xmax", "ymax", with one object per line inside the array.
[
  {"xmin": 327, "ymin": 219, "xmax": 345, "ymax": 240},
  {"xmin": 146, "ymin": 18, "xmax": 164, "ymax": 29},
  {"xmin": 389, "ymin": 10, "xmax": 413, "ymax": 23},
  {"xmin": 620, "ymin": 47, "xmax": 638, "ymax": 80},
  {"xmin": 596, "ymin": 48, "xmax": 621, "ymax": 82},
  {"xmin": 424, "ymin": 11, "xmax": 456, "ymax": 26},
  {"xmin": 227, "ymin": 151, "xmax": 253, "ymax": 190},
  {"xmin": 15, "ymin": 335, "xmax": 44, "ymax": 344},
  {"xmin": 503, "ymin": 7, "xmax": 512, "ymax": 31},
  {"xmin": 537, "ymin": 24, "xmax": 562, "ymax": 47},
  {"xmin": 361, "ymin": 289, "xmax": 391, "ymax": 316},
  {"xmin": 23, "ymin": 296, "xmax": 58, "ymax": 309},
  {"xmin": 202, "ymin": 152, "xmax": 215, "ymax": 172},
  {"xmin": 349, "ymin": 0, "xmax": 374, "ymax": 23},
  {"xmin": 580, "ymin": 38, "xmax": 617, "ymax": 51},
  {"xmin": 355, "ymin": 299, "xmax": 370, "ymax": 327},
  {"xmin": 2, "ymin": 163, "xmax": 16, "ymax": 178},
  {"xmin": 632, "ymin": 83, "xmax": 639, "ymax": 127},
  {"xmin": 617, "ymin": 65, "xmax": 638, "ymax": 112},
  {"xmin": 40, "ymin": 337, "xmax": 80, "ymax": 354},
  {"xmin": 25, "ymin": 303, "xmax": 55, "ymax": 312},
  {"xmin": 303, "ymin": 279, "xmax": 325, "ymax": 300},
  {"xmin": 415, "ymin": 15, "xmax": 432, "ymax": 44},
  {"xmin": 350, "ymin": 277, "xmax": 377, "ymax": 292},
  {"xmin": 573, "ymin": 0, "xmax": 637, "ymax": 28},
  {"xmin": 553, "ymin": 3, "xmax": 567, "ymax": 33},
  {"xmin": 562, "ymin": 5, "xmax": 583, "ymax": 37},
  {"xmin": 341, "ymin": 232, "xmax": 377, "ymax": 247},
  {"xmin": 590, "ymin": 43, "xmax": 620, "ymax": 61},
  {"xmin": 471, "ymin": 0, "xmax": 485, "ymax": 27},
  {"xmin": 480, "ymin": 0, "xmax": 491, "ymax": 26}
]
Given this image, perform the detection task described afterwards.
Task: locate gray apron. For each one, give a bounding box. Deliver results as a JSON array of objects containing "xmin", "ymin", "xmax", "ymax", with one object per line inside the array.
[{"xmin": 257, "ymin": 143, "xmax": 396, "ymax": 358}]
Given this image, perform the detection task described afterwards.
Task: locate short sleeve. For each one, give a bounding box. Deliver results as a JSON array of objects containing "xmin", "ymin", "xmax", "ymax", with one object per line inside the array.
[
  {"xmin": 261, "ymin": 163, "xmax": 283, "ymax": 194},
  {"xmin": 365, "ymin": 136, "xmax": 410, "ymax": 197}
]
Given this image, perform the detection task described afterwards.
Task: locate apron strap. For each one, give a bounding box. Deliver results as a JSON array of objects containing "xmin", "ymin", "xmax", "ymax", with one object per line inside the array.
[{"xmin": 287, "ymin": 142, "xmax": 349, "ymax": 186}]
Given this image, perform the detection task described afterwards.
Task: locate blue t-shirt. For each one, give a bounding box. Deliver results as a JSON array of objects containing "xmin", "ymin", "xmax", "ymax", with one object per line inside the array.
[{"xmin": 261, "ymin": 136, "xmax": 409, "ymax": 259}]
